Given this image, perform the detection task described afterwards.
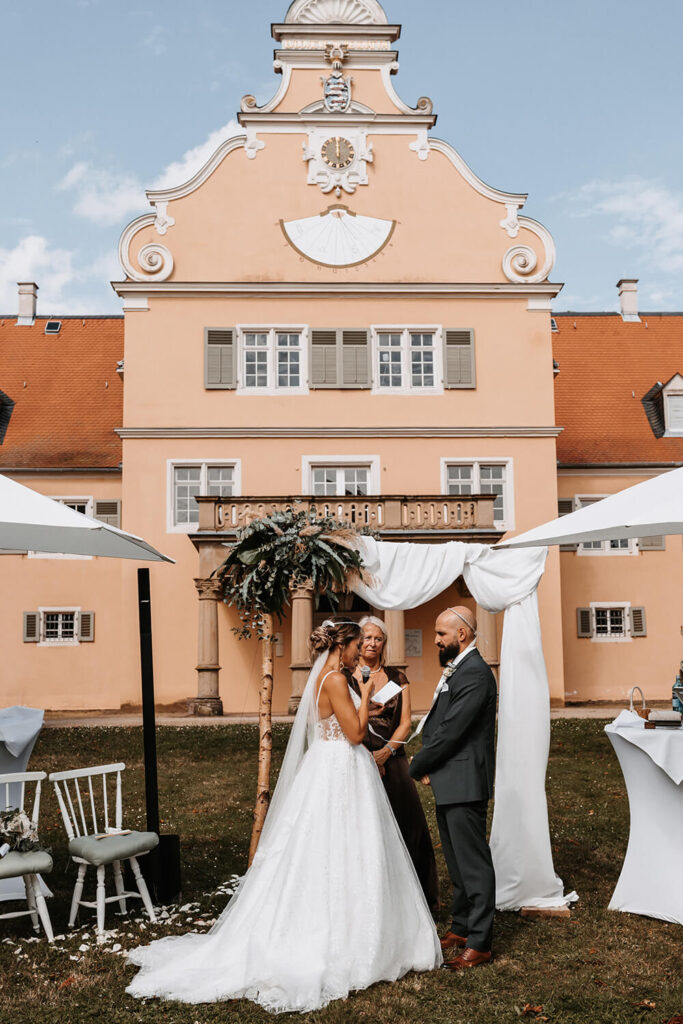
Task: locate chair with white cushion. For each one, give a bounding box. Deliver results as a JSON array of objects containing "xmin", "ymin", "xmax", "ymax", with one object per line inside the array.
[
  {"xmin": 49, "ymin": 763, "xmax": 158, "ymax": 940},
  {"xmin": 0, "ymin": 771, "xmax": 54, "ymax": 941}
]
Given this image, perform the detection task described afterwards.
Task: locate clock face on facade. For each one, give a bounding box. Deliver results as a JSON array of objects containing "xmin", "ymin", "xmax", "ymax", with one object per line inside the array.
[{"xmin": 320, "ymin": 137, "xmax": 355, "ymax": 169}]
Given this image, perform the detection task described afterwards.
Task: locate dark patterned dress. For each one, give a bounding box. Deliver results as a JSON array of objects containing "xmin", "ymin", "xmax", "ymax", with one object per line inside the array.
[{"xmin": 348, "ymin": 667, "xmax": 440, "ymax": 913}]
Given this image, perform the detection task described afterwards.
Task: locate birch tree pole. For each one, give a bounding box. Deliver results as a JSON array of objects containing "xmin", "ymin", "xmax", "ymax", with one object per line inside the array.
[{"xmin": 248, "ymin": 613, "xmax": 274, "ymax": 864}]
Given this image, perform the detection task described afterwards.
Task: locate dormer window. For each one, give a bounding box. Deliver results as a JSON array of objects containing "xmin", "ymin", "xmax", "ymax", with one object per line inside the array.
[{"xmin": 44, "ymin": 320, "xmax": 62, "ymax": 335}]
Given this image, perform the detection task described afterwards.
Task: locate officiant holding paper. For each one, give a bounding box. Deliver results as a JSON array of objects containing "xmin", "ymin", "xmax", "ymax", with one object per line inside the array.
[{"xmin": 348, "ymin": 616, "xmax": 440, "ymax": 913}]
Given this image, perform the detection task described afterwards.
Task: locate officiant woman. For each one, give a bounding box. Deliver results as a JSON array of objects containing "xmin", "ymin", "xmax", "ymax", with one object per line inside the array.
[{"xmin": 348, "ymin": 616, "xmax": 440, "ymax": 913}]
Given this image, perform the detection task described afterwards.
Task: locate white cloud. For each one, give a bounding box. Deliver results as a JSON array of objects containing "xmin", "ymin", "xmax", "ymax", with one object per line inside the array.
[
  {"xmin": 0, "ymin": 236, "xmax": 73, "ymax": 313},
  {"xmin": 141, "ymin": 25, "xmax": 168, "ymax": 57},
  {"xmin": 564, "ymin": 177, "xmax": 683, "ymax": 274},
  {"xmin": 0, "ymin": 236, "xmax": 114, "ymax": 315},
  {"xmin": 151, "ymin": 119, "xmax": 241, "ymax": 190},
  {"xmin": 57, "ymin": 119, "xmax": 242, "ymax": 226},
  {"xmin": 57, "ymin": 162, "xmax": 145, "ymax": 226}
]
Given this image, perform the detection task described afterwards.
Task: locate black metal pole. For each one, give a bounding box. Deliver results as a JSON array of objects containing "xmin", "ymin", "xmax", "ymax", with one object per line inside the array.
[
  {"xmin": 134, "ymin": 567, "xmax": 182, "ymax": 904},
  {"xmin": 137, "ymin": 567, "xmax": 159, "ymax": 836}
]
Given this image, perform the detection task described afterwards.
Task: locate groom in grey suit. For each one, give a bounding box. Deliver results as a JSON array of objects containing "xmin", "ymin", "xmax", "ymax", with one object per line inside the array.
[{"xmin": 408, "ymin": 606, "xmax": 497, "ymax": 969}]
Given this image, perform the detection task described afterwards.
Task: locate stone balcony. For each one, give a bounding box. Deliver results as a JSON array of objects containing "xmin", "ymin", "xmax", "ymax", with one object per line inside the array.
[{"xmin": 195, "ymin": 493, "xmax": 502, "ymax": 541}]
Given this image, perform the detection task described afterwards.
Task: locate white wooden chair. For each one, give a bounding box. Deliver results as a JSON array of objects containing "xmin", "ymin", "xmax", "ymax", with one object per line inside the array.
[
  {"xmin": 0, "ymin": 771, "xmax": 54, "ymax": 941},
  {"xmin": 49, "ymin": 763, "xmax": 158, "ymax": 940}
]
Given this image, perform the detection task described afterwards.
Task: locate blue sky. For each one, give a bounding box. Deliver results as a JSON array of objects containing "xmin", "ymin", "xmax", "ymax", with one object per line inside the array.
[{"xmin": 1, "ymin": 0, "xmax": 682, "ymax": 314}]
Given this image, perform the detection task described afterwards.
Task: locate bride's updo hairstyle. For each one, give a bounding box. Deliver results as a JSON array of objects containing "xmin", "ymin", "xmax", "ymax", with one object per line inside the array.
[{"xmin": 309, "ymin": 618, "xmax": 361, "ymax": 658}]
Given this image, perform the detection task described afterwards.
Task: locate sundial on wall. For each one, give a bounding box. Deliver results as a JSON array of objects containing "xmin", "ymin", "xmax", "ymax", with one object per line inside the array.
[{"xmin": 280, "ymin": 205, "xmax": 396, "ymax": 267}]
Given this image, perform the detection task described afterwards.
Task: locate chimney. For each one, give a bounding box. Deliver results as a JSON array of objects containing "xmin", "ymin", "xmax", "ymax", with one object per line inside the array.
[
  {"xmin": 17, "ymin": 282, "xmax": 38, "ymax": 325},
  {"xmin": 617, "ymin": 278, "xmax": 640, "ymax": 323}
]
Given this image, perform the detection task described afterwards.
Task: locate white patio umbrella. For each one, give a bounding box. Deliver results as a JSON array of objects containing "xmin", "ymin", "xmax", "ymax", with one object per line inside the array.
[
  {"xmin": 496, "ymin": 465, "xmax": 683, "ymax": 549},
  {"xmin": 0, "ymin": 472, "xmax": 173, "ymax": 561}
]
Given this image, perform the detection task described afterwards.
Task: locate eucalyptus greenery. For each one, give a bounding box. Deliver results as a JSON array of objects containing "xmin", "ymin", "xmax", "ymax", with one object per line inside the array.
[{"xmin": 214, "ymin": 508, "xmax": 372, "ymax": 640}]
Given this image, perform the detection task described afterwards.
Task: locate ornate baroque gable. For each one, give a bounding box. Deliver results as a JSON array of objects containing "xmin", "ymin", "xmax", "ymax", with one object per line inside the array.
[{"xmin": 114, "ymin": 1, "xmax": 559, "ymax": 295}]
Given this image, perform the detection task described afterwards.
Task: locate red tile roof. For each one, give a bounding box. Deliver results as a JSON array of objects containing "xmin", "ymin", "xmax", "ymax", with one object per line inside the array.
[
  {"xmin": 0, "ymin": 317, "xmax": 123, "ymax": 470},
  {"xmin": 553, "ymin": 313, "xmax": 683, "ymax": 466}
]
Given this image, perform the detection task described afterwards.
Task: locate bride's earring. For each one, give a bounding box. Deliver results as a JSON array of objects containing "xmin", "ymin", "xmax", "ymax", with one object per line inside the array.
[{"xmin": 338, "ymin": 648, "xmax": 343, "ymax": 671}]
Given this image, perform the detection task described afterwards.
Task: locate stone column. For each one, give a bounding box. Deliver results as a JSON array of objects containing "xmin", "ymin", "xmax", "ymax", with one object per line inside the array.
[
  {"xmin": 188, "ymin": 577, "xmax": 224, "ymax": 716},
  {"xmin": 289, "ymin": 580, "xmax": 314, "ymax": 714},
  {"xmin": 476, "ymin": 604, "xmax": 499, "ymax": 680},
  {"xmin": 384, "ymin": 609, "xmax": 407, "ymax": 670}
]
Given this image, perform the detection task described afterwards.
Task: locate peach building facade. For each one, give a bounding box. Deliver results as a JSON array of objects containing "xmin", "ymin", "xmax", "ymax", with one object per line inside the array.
[{"xmin": 1, "ymin": 0, "xmax": 679, "ymax": 713}]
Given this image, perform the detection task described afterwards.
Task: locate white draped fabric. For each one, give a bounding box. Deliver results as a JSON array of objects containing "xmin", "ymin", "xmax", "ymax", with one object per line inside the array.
[{"xmin": 353, "ymin": 537, "xmax": 577, "ymax": 911}]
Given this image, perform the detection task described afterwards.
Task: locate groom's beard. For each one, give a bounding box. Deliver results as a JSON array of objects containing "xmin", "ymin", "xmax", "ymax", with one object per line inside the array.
[{"xmin": 438, "ymin": 643, "xmax": 460, "ymax": 667}]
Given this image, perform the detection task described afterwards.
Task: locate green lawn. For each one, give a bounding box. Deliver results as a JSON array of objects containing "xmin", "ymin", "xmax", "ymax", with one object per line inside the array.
[{"xmin": 1, "ymin": 721, "xmax": 681, "ymax": 1024}]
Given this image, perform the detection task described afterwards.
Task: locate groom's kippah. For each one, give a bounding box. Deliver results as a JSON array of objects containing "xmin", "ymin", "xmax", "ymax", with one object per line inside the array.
[{"xmin": 447, "ymin": 607, "xmax": 477, "ymax": 635}]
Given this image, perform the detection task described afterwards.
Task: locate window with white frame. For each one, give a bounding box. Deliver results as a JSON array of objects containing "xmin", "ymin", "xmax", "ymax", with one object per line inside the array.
[
  {"xmin": 303, "ymin": 456, "xmax": 379, "ymax": 498},
  {"xmin": 585, "ymin": 598, "xmax": 634, "ymax": 638},
  {"xmin": 240, "ymin": 329, "xmax": 306, "ymax": 392},
  {"xmin": 576, "ymin": 496, "xmax": 636, "ymax": 555},
  {"xmin": 24, "ymin": 607, "xmax": 95, "ymax": 645},
  {"xmin": 312, "ymin": 466, "xmax": 370, "ymax": 497},
  {"xmin": 44, "ymin": 610, "xmax": 77, "ymax": 642},
  {"xmin": 443, "ymin": 460, "xmax": 511, "ymax": 527},
  {"xmin": 60, "ymin": 498, "xmax": 91, "ymax": 516},
  {"xmin": 594, "ymin": 606, "xmax": 627, "ymax": 638},
  {"xmin": 577, "ymin": 602, "xmax": 646, "ymax": 641},
  {"xmin": 375, "ymin": 329, "xmax": 440, "ymax": 392},
  {"xmin": 170, "ymin": 463, "xmax": 238, "ymax": 529}
]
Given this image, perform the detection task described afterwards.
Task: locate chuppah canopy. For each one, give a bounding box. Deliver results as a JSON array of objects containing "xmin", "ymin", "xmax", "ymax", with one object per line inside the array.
[
  {"xmin": 352, "ymin": 536, "xmax": 576, "ymax": 912},
  {"xmin": 495, "ymin": 465, "xmax": 683, "ymax": 549},
  {"xmin": 0, "ymin": 472, "xmax": 173, "ymax": 561}
]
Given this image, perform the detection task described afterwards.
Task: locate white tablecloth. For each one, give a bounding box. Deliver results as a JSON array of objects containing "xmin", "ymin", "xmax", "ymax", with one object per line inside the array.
[
  {"xmin": 0, "ymin": 706, "xmax": 50, "ymax": 902},
  {"xmin": 605, "ymin": 711, "xmax": 683, "ymax": 925}
]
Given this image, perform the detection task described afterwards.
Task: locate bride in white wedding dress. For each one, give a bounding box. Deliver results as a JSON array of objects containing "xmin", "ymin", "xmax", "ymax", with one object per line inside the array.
[{"xmin": 126, "ymin": 618, "xmax": 442, "ymax": 1013}]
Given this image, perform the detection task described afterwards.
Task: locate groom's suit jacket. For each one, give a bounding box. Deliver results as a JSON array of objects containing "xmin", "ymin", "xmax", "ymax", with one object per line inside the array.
[{"xmin": 408, "ymin": 649, "xmax": 497, "ymax": 806}]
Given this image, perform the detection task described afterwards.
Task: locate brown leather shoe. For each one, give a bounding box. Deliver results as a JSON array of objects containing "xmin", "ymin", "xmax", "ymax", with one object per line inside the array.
[
  {"xmin": 443, "ymin": 947, "xmax": 492, "ymax": 970},
  {"xmin": 440, "ymin": 931, "xmax": 467, "ymax": 952}
]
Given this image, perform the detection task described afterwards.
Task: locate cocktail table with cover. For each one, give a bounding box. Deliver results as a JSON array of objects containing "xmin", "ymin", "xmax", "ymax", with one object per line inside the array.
[{"xmin": 605, "ymin": 710, "xmax": 683, "ymax": 925}]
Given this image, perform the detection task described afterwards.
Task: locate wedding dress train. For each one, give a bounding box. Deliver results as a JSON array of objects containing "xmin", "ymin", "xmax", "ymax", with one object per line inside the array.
[{"xmin": 126, "ymin": 661, "xmax": 442, "ymax": 1012}]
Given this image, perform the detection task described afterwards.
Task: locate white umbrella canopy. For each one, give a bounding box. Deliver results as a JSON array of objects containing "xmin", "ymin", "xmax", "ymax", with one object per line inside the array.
[
  {"xmin": 497, "ymin": 465, "xmax": 683, "ymax": 549},
  {"xmin": 0, "ymin": 472, "xmax": 173, "ymax": 562}
]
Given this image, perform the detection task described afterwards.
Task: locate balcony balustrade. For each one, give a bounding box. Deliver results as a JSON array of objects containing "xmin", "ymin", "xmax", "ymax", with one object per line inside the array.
[{"xmin": 195, "ymin": 493, "xmax": 499, "ymax": 539}]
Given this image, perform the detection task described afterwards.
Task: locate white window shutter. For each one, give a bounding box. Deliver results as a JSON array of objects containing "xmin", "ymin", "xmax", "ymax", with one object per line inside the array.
[
  {"xmin": 94, "ymin": 500, "xmax": 121, "ymax": 529},
  {"xmin": 630, "ymin": 607, "xmax": 647, "ymax": 637},
  {"xmin": 23, "ymin": 612, "xmax": 39, "ymax": 642},
  {"xmin": 576, "ymin": 607, "xmax": 593, "ymax": 637},
  {"xmin": 341, "ymin": 330, "xmax": 371, "ymax": 388},
  {"xmin": 79, "ymin": 611, "xmax": 95, "ymax": 642},
  {"xmin": 444, "ymin": 329, "xmax": 475, "ymax": 388},
  {"xmin": 205, "ymin": 329, "xmax": 236, "ymax": 389},
  {"xmin": 558, "ymin": 499, "xmax": 578, "ymax": 551},
  {"xmin": 309, "ymin": 330, "xmax": 338, "ymax": 388},
  {"xmin": 637, "ymin": 535, "xmax": 666, "ymax": 551}
]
